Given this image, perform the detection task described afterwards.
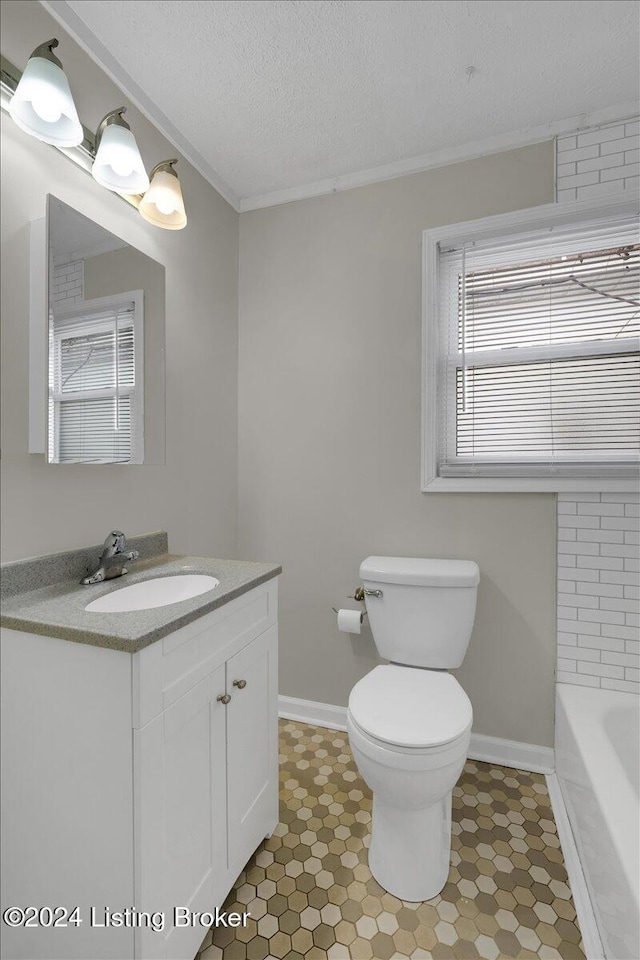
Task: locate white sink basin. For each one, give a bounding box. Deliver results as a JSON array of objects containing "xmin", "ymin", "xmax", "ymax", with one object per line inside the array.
[{"xmin": 85, "ymin": 575, "xmax": 220, "ymax": 613}]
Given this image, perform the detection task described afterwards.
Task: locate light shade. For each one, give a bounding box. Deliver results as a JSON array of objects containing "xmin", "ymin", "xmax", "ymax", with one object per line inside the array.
[
  {"xmin": 9, "ymin": 40, "xmax": 83, "ymax": 148},
  {"xmin": 92, "ymin": 109, "xmax": 149, "ymax": 194},
  {"xmin": 139, "ymin": 160, "xmax": 187, "ymax": 230}
]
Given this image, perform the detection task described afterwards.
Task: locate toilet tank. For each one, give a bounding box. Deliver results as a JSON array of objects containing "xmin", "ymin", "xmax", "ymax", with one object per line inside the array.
[{"xmin": 359, "ymin": 556, "xmax": 480, "ymax": 669}]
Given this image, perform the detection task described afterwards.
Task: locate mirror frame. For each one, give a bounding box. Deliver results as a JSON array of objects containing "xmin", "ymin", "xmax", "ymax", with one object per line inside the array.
[{"xmin": 28, "ymin": 211, "xmax": 47, "ymax": 454}]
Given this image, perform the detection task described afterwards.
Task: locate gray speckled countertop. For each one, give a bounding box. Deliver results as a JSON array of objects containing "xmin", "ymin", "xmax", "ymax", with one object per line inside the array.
[{"xmin": 1, "ymin": 549, "xmax": 281, "ymax": 654}]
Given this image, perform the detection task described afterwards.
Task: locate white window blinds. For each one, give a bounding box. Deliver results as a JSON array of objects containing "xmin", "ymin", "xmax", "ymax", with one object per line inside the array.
[
  {"xmin": 437, "ymin": 219, "xmax": 640, "ymax": 479},
  {"xmin": 48, "ymin": 296, "xmax": 143, "ymax": 463}
]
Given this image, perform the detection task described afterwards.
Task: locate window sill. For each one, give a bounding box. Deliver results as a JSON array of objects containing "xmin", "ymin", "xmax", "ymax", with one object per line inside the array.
[{"xmin": 422, "ymin": 476, "xmax": 640, "ymax": 493}]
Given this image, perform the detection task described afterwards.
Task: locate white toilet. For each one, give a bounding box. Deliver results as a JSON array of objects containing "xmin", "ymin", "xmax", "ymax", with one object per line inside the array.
[{"xmin": 347, "ymin": 556, "xmax": 480, "ymax": 902}]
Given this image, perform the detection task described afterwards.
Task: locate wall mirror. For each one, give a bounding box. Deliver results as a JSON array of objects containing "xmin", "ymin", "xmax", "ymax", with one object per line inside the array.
[{"xmin": 38, "ymin": 197, "xmax": 165, "ymax": 464}]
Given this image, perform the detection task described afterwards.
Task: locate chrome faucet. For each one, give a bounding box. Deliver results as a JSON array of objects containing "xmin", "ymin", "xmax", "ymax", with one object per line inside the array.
[{"xmin": 81, "ymin": 531, "xmax": 139, "ymax": 585}]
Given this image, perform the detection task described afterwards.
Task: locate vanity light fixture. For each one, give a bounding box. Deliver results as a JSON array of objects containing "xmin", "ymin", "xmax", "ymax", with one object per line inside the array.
[
  {"xmin": 92, "ymin": 107, "xmax": 149, "ymax": 194},
  {"xmin": 138, "ymin": 160, "xmax": 187, "ymax": 230},
  {"xmin": 2, "ymin": 41, "xmax": 189, "ymax": 230},
  {"xmin": 8, "ymin": 39, "xmax": 83, "ymax": 147}
]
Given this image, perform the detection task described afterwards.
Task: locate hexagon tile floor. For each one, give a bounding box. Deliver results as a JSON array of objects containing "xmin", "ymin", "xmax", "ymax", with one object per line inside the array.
[{"xmin": 196, "ymin": 720, "xmax": 585, "ymax": 960}]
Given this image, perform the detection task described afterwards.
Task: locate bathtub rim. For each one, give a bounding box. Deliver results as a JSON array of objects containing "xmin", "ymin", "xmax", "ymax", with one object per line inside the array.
[
  {"xmin": 555, "ymin": 682, "xmax": 639, "ymax": 960},
  {"xmin": 546, "ymin": 770, "xmax": 605, "ymax": 960}
]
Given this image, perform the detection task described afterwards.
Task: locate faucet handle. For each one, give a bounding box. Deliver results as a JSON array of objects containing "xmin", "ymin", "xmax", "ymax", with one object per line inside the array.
[
  {"xmin": 99, "ymin": 531, "xmax": 127, "ymax": 560},
  {"xmin": 104, "ymin": 530, "xmax": 125, "ymax": 548}
]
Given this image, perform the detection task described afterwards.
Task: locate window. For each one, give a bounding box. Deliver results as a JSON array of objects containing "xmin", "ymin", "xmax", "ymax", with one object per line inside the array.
[
  {"xmin": 422, "ymin": 197, "xmax": 640, "ymax": 492},
  {"xmin": 48, "ymin": 292, "xmax": 144, "ymax": 463}
]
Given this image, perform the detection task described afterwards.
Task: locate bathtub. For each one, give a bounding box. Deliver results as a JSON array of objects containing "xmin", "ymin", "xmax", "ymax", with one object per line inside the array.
[{"xmin": 556, "ymin": 685, "xmax": 639, "ymax": 960}]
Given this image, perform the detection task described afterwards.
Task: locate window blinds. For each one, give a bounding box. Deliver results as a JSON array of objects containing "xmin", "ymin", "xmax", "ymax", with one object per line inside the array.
[
  {"xmin": 438, "ymin": 220, "xmax": 640, "ymax": 478},
  {"xmin": 49, "ymin": 302, "xmax": 138, "ymax": 463}
]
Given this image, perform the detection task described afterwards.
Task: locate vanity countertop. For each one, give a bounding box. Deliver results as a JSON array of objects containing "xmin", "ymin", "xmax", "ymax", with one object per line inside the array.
[{"xmin": 0, "ymin": 552, "xmax": 281, "ymax": 654}]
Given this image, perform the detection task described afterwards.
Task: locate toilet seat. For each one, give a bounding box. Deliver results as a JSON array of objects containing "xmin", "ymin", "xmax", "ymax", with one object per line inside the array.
[{"xmin": 348, "ymin": 664, "xmax": 472, "ymax": 750}]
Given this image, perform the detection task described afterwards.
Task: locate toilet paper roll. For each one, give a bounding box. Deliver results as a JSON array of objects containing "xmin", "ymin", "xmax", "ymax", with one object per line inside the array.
[{"xmin": 337, "ymin": 608, "xmax": 363, "ymax": 634}]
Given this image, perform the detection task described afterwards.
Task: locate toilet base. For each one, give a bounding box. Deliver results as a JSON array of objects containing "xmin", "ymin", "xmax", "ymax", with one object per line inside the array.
[{"xmin": 368, "ymin": 792, "xmax": 452, "ymax": 902}]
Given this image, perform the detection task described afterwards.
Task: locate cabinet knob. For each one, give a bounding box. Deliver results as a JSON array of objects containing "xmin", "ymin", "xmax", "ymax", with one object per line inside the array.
[
  {"xmin": 233, "ymin": 679, "xmax": 247, "ymax": 689},
  {"xmin": 217, "ymin": 693, "xmax": 231, "ymax": 704}
]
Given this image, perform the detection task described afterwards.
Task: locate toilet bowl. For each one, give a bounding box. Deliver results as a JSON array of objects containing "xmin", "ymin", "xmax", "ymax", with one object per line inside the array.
[
  {"xmin": 347, "ymin": 557, "xmax": 480, "ymax": 902},
  {"xmin": 348, "ymin": 664, "xmax": 472, "ymax": 901}
]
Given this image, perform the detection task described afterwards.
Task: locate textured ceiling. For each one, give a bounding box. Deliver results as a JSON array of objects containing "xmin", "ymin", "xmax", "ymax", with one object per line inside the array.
[
  {"xmin": 56, "ymin": 0, "xmax": 639, "ymax": 205},
  {"xmin": 51, "ymin": 200, "xmax": 127, "ymax": 263}
]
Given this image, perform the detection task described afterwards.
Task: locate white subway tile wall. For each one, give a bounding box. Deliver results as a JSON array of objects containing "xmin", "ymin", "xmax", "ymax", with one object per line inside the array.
[
  {"xmin": 557, "ymin": 494, "xmax": 640, "ymax": 694},
  {"xmin": 554, "ymin": 123, "xmax": 639, "ymax": 693},
  {"xmin": 51, "ymin": 260, "xmax": 84, "ymax": 305},
  {"xmin": 556, "ymin": 117, "xmax": 639, "ymax": 202}
]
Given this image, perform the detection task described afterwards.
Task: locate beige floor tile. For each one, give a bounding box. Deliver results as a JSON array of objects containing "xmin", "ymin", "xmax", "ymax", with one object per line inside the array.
[{"xmin": 196, "ymin": 721, "xmax": 584, "ymax": 960}]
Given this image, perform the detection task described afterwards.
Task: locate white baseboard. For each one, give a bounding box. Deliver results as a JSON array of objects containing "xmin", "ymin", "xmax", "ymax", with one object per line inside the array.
[
  {"xmin": 468, "ymin": 731, "xmax": 554, "ymax": 774},
  {"xmin": 278, "ymin": 695, "xmax": 555, "ymax": 774},
  {"xmin": 279, "ymin": 695, "xmax": 348, "ymax": 732},
  {"xmin": 546, "ymin": 773, "xmax": 604, "ymax": 960}
]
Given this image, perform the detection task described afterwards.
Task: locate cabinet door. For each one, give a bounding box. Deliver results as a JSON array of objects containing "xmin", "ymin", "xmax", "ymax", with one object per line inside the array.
[
  {"xmin": 226, "ymin": 625, "xmax": 279, "ymax": 872},
  {"xmin": 134, "ymin": 664, "xmax": 227, "ymax": 960}
]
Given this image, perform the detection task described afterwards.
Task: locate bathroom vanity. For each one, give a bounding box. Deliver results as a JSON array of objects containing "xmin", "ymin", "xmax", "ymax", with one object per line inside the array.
[{"xmin": 0, "ymin": 534, "xmax": 281, "ymax": 960}]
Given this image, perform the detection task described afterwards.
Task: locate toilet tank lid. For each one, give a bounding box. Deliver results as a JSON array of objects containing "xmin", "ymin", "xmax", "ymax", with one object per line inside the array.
[{"xmin": 359, "ymin": 556, "xmax": 480, "ymax": 587}]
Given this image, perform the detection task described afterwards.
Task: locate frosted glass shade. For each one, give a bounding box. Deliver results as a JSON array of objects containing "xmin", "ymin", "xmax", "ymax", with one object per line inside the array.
[
  {"xmin": 9, "ymin": 56, "xmax": 83, "ymax": 147},
  {"xmin": 139, "ymin": 170, "xmax": 187, "ymax": 230},
  {"xmin": 92, "ymin": 123, "xmax": 149, "ymax": 194}
]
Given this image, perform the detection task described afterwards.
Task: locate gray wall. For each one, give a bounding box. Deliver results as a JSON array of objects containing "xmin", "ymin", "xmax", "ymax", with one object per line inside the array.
[
  {"xmin": 0, "ymin": 0, "xmax": 238, "ymax": 562},
  {"xmin": 1, "ymin": 0, "xmax": 559, "ymax": 746},
  {"xmin": 238, "ymin": 142, "xmax": 558, "ymax": 747}
]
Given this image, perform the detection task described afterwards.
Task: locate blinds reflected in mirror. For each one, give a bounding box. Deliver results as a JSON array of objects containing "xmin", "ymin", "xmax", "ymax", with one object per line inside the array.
[
  {"xmin": 57, "ymin": 396, "xmax": 132, "ymax": 462},
  {"xmin": 59, "ymin": 324, "xmax": 134, "ymax": 393},
  {"xmin": 48, "ymin": 295, "xmax": 143, "ymax": 463},
  {"xmin": 438, "ymin": 222, "xmax": 640, "ymax": 477}
]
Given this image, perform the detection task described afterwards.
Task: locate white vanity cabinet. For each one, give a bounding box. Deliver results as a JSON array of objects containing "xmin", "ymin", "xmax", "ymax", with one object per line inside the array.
[
  {"xmin": 133, "ymin": 586, "xmax": 279, "ymax": 960},
  {"xmin": 0, "ymin": 578, "xmax": 279, "ymax": 960}
]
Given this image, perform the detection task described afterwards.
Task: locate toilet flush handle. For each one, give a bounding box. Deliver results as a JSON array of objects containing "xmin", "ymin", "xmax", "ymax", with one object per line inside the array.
[{"xmin": 349, "ymin": 587, "xmax": 383, "ymax": 600}]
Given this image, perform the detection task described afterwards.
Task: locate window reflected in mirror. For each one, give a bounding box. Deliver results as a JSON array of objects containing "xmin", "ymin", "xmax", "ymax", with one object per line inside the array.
[{"xmin": 47, "ymin": 197, "xmax": 165, "ymax": 464}]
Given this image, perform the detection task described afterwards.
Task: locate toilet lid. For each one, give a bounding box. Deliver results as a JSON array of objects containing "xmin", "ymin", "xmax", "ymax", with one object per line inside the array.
[{"xmin": 348, "ymin": 665, "xmax": 472, "ymax": 749}]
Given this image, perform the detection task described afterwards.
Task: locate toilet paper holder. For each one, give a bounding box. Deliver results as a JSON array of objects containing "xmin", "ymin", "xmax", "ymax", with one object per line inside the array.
[
  {"xmin": 332, "ymin": 585, "xmax": 382, "ymax": 615},
  {"xmin": 333, "ymin": 586, "xmax": 367, "ymax": 617}
]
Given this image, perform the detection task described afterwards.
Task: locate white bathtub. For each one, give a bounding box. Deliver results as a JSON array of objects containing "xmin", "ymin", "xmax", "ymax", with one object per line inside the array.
[{"xmin": 556, "ymin": 685, "xmax": 639, "ymax": 960}]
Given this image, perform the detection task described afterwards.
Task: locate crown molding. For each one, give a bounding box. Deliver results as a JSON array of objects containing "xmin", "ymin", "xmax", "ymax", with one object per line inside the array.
[
  {"xmin": 40, "ymin": 0, "xmax": 241, "ymax": 212},
  {"xmin": 35, "ymin": 2, "xmax": 639, "ymax": 215},
  {"xmin": 240, "ymin": 101, "xmax": 639, "ymax": 212}
]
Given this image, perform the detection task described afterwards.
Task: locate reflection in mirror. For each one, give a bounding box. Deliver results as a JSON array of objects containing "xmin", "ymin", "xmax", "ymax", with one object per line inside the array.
[{"xmin": 47, "ymin": 197, "xmax": 165, "ymax": 464}]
